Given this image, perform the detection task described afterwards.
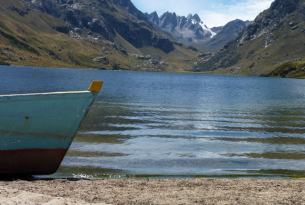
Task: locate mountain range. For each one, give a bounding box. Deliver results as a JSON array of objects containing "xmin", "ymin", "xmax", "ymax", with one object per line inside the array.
[
  {"xmin": 195, "ymin": 19, "xmax": 253, "ymax": 52},
  {"xmin": 0, "ymin": 0, "xmax": 304, "ymax": 78},
  {"xmin": 194, "ymin": 0, "xmax": 305, "ymax": 78},
  {"xmin": 145, "ymin": 11, "xmax": 253, "ymax": 52},
  {"xmin": 0, "ymin": 0, "xmax": 201, "ymax": 71},
  {"xmin": 145, "ymin": 12, "xmax": 216, "ymax": 44}
]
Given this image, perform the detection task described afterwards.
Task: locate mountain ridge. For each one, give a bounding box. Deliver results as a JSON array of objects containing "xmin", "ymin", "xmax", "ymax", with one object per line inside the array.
[
  {"xmin": 145, "ymin": 11, "xmax": 215, "ymax": 45},
  {"xmin": 191, "ymin": 19, "xmax": 253, "ymax": 52},
  {"xmin": 146, "ymin": 11, "xmax": 253, "ymax": 52},
  {"xmin": 194, "ymin": 0, "xmax": 305, "ymax": 78},
  {"xmin": 0, "ymin": 0, "xmax": 202, "ymax": 71}
]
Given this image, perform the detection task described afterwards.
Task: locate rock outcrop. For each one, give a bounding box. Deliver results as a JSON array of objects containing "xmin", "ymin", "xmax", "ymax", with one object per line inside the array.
[
  {"xmin": 201, "ymin": 19, "xmax": 252, "ymax": 52},
  {"xmin": 146, "ymin": 12, "xmax": 215, "ymax": 45},
  {"xmin": 0, "ymin": 0, "xmax": 203, "ymax": 71},
  {"xmin": 93, "ymin": 56, "xmax": 109, "ymax": 64},
  {"xmin": 16, "ymin": 0, "xmax": 175, "ymax": 53},
  {"xmin": 194, "ymin": 0, "xmax": 305, "ymax": 77}
]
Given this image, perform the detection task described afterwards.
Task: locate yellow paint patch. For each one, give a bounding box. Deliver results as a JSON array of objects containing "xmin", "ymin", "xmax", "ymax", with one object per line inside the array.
[{"xmin": 88, "ymin": 81, "xmax": 103, "ymax": 92}]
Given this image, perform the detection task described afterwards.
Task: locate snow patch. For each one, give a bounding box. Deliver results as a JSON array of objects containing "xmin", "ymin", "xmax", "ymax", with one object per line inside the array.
[
  {"xmin": 199, "ymin": 22, "xmax": 217, "ymax": 38},
  {"xmin": 191, "ymin": 18, "xmax": 217, "ymax": 38}
]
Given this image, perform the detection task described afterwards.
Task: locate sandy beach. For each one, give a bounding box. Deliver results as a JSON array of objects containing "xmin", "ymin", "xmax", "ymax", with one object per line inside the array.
[{"xmin": 0, "ymin": 178, "xmax": 305, "ymax": 204}]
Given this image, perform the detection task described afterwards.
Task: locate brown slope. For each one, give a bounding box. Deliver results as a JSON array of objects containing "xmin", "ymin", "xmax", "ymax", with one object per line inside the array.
[
  {"xmin": 194, "ymin": 0, "xmax": 305, "ymax": 78},
  {"xmin": 0, "ymin": 0, "xmax": 202, "ymax": 71}
]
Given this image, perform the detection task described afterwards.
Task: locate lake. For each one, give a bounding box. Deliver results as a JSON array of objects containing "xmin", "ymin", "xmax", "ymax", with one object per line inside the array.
[{"xmin": 1, "ymin": 65, "xmax": 305, "ymax": 179}]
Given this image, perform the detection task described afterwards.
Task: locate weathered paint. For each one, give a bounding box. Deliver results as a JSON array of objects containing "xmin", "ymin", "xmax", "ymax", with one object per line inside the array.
[
  {"xmin": 0, "ymin": 149, "xmax": 66, "ymax": 175},
  {"xmin": 0, "ymin": 82, "xmax": 102, "ymax": 175}
]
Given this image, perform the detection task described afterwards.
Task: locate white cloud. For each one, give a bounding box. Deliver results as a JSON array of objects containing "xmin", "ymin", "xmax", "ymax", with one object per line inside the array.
[
  {"xmin": 132, "ymin": 0, "xmax": 274, "ymax": 27},
  {"xmin": 132, "ymin": 0, "xmax": 207, "ymax": 16},
  {"xmin": 199, "ymin": 0, "xmax": 274, "ymax": 27}
]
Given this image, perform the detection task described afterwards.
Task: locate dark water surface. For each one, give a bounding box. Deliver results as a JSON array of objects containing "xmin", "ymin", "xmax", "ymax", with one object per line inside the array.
[{"xmin": 2, "ymin": 65, "xmax": 305, "ymax": 179}]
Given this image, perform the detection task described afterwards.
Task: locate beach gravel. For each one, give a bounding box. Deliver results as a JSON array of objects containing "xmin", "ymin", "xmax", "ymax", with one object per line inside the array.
[{"xmin": 0, "ymin": 178, "xmax": 305, "ymax": 204}]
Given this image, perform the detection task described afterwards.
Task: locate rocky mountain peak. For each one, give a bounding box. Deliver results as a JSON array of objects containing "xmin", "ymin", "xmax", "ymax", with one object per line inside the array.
[
  {"xmin": 159, "ymin": 12, "xmax": 178, "ymax": 29},
  {"xmin": 193, "ymin": 14, "xmax": 201, "ymax": 23},
  {"xmin": 147, "ymin": 11, "xmax": 215, "ymax": 44},
  {"xmin": 187, "ymin": 14, "xmax": 193, "ymax": 21},
  {"xmin": 146, "ymin": 11, "xmax": 159, "ymax": 25}
]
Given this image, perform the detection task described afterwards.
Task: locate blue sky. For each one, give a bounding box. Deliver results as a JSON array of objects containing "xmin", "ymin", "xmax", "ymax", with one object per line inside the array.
[{"xmin": 131, "ymin": 0, "xmax": 274, "ymax": 27}]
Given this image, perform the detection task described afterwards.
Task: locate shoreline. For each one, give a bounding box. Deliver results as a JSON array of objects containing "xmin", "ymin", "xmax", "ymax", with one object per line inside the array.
[
  {"xmin": 4, "ymin": 64, "xmax": 305, "ymax": 79},
  {"xmin": 1, "ymin": 178, "xmax": 305, "ymax": 204}
]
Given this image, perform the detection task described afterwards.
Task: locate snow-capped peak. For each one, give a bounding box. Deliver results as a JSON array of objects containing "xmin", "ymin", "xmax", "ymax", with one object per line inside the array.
[
  {"xmin": 199, "ymin": 21, "xmax": 217, "ymax": 38},
  {"xmin": 190, "ymin": 15, "xmax": 217, "ymax": 38}
]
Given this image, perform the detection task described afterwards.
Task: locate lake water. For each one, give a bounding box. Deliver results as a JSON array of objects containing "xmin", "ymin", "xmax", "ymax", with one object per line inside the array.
[{"xmin": 2, "ymin": 65, "xmax": 305, "ymax": 179}]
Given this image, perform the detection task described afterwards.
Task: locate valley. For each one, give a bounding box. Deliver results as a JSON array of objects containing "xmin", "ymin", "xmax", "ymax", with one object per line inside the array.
[
  {"xmin": 0, "ymin": 0, "xmax": 202, "ymax": 72},
  {"xmin": 194, "ymin": 0, "xmax": 305, "ymax": 78},
  {"xmin": 0, "ymin": 0, "xmax": 304, "ymax": 78}
]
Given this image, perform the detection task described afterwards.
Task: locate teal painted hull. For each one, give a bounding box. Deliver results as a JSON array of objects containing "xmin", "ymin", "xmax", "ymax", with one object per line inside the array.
[{"xmin": 0, "ymin": 88, "xmax": 100, "ymax": 175}]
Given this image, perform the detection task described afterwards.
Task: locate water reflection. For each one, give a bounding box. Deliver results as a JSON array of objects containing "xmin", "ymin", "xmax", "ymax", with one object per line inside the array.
[
  {"xmin": 224, "ymin": 152, "xmax": 305, "ymax": 160},
  {"xmin": 66, "ymin": 71, "xmax": 305, "ymax": 177},
  {"xmin": 1, "ymin": 66, "xmax": 305, "ymax": 178},
  {"xmin": 73, "ymin": 134, "xmax": 132, "ymax": 144}
]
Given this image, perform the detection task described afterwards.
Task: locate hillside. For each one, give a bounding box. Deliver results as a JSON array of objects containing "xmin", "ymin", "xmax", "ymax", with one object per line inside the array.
[
  {"xmin": 195, "ymin": 20, "xmax": 252, "ymax": 52},
  {"xmin": 146, "ymin": 11, "xmax": 253, "ymax": 52},
  {"xmin": 0, "ymin": 0, "xmax": 202, "ymax": 71},
  {"xmin": 193, "ymin": 0, "xmax": 305, "ymax": 78}
]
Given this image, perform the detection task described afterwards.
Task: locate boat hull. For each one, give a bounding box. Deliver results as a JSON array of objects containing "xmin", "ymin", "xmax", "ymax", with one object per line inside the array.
[
  {"xmin": 0, "ymin": 82, "xmax": 102, "ymax": 175},
  {"xmin": 0, "ymin": 149, "xmax": 66, "ymax": 175}
]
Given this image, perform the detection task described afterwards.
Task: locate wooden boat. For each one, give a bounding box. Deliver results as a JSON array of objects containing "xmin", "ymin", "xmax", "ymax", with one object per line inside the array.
[{"xmin": 0, "ymin": 81, "xmax": 103, "ymax": 175}]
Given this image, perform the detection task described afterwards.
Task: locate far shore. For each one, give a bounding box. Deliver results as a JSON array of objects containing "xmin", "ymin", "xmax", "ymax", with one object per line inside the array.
[
  {"xmin": 1, "ymin": 178, "xmax": 305, "ymax": 204},
  {"xmin": 4, "ymin": 64, "xmax": 305, "ymax": 79}
]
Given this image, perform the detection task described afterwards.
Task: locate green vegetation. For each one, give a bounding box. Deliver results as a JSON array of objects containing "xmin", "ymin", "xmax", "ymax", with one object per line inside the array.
[
  {"xmin": 3, "ymin": 0, "xmax": 304, "ymax": 78},
  {"xmin": 262, "ymin": 61, "xmax": 305, "ymax": 78},
  {"xmin": 0, "ymin": 30, "xmax": 40, "ymax": 56},
  {"xmin": 194, "ymin": 0, "xmax": 305, "ymax": 78},
  {"xmin": 0, "ymin": 0, "xmax": 202, "ymax": 72},
  {"xmin": 221, "ymin": 54, "xmax": 242, "ymax": 68},
  {"xmin": 193, "ymin": 40, "xmax": 236, "ymax": 71}
]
